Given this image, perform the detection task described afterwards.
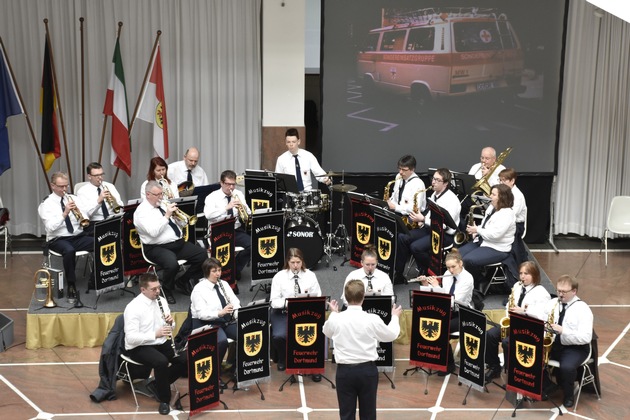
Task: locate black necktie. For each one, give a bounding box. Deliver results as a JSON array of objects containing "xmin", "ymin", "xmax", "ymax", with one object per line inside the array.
[
  {"xmin": 449, "ymin": 277, "xmax": 457, "ymax": 296},
  {"xmin": 398, "ymin": 179, "xmax": 406, "ymax": 203},
  {"xmin": 61, "ymin": 197, "xmax": 74, "ymax": 233},
  {"xmin": 293, "ymin": 274, "xmax": 301, "ymax": 295},
  {"xmin": 481, "ymin": 209, "xmax": 495, "ymax": 228},
  {"xmin": 97, "ymin": 187, "xmax": 109, "ymax": 218},
  {"xmin": 187, "ymin": 169, "xmax": 193, "ymax": 183},
  {"xmin": 293, "ymin": 155, "xmax": 304, "ymax": 191},
  {"xmin": 158, "ymin": 207, "xmax": 181, "ymax": 237},
  {"xmin": 517, "ymin": 286, "xmax": 526, "ymax": 307},
  {"xmin": 226, "ymin": 195, "xmax": 232, "ymax": 216},
  {"xmin": 366, "ymin": 275, "xmax": 374, "ymax": 292},
  {"xmin": 558, "ymin": 303, "xmax": 567, "ymax": 326}
]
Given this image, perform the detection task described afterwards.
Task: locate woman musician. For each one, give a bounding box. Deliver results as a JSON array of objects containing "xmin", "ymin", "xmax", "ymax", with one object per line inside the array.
[
  {"xmin": 483, "ymin": 261, "xmax": 551, "ymax": 383},
  {"xmin": 140, "ymin": 157, "xmax": 179, "ymax": 201}
]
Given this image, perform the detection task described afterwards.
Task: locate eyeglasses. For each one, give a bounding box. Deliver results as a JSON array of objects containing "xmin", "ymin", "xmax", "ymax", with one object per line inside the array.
[
  {"xmin": 90, "ymin": 172, "xmax": 105, "ymax": 177},
  {"xmin": 146, "ymin": 286, "xmax": 161, "ymax": 292},
  {"xmin": 147, "ymin": 191, "xmax": 164, "ymax": 197},
  {"xmin": 223, "ymin": 182, "xmax": 236, "ymax": 187},
  {"xmin": 432, "ymin": 177, "xmax": 444, "ymax": 183},
  {"xmin": 53, "ymin": 184, "xmax": 69, "ymax": 189},
  {"xmin": 557, "ymin": 289, "xmax": 574, "ymax": 294}
]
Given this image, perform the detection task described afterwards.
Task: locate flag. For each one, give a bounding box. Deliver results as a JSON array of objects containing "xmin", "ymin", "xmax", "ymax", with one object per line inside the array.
[
  {"xmin": 0, "ymin": 43, "xmax": 24, "ymax": 176},
  {"xmin": 137, "ymin": 43, "xmax": 168, "ymax": 159},
  {"xmin": 103, "ymin": 38, "xmax": 131, "ymax": 176},
  {"xmin": 40, "ymin": 38, "xmax": 60, "ymax": 172}
]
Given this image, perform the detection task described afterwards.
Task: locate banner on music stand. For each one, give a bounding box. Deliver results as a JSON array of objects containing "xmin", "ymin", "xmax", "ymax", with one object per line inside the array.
[
  {"xmin": 237, "ymin": 303, "xmax": 271, "ymax": 388},
  {"xmin": 363, "ymin": 295, "xmax": 394, "ymax": 372},
  {"xmin": 409, "ymin": 289, "xmax": 452, "ymax": 371},
  {"xmin": 372, "ymin": 207, "xmax": 397, "ymax": 280},
  {"xmin": 458, "ymin": 305, "xmax": 487, "ymax": 391},
  {"xmin": 285, "ymin": 296, "xmax": 326, "ymax": 375},
  {"xmin": 506, "ymin": 312, "xmax": 545, "ymax": 400},
  {"xmin": 349, "ymin": 196, "xmax": 374, "ymax": 268},
  {"xmin": 93, "ymin": 216, "xmax": 124, "ymax": 294},
  {"xmin": 187, "ymin": 326, "xmax": 220, "ymax": 416},
  {"xmin": 122, "ymin": 202, "xmax": 149, "ymax": 276},
  {"xmin": 210, "ymin": 218, "xmax": 236, "ymax": 287},
  {"xmin": 428, "ymin": 201, "xmax": 446, "ymax": 276},
  {"xmin": 245, "ymin": 175, "xmax": 277, "ymax": 211},
  {"xmin": 251, "ymin": 210, "xmax": 284, "ymax": 281}
]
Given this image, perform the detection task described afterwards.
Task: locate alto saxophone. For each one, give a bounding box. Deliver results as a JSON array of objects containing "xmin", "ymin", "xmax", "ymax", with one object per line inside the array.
[
  {"xmin": 403, "ymin": 186, "xmax": 432, "ymax": 229},
  {"xmin": 454, "ymin": 203, "xmax": 482, "ymax": 245},
  {"xmin": 543, "ymin": 299, "xmax": 559, "ymax": 365},
  {"xmin": 383, "ymin": 175, "xmax": 401, "ymax": 201},
  {"xmin": 500, "ymin": 282, "xmax": 518, "ymax": 339}
]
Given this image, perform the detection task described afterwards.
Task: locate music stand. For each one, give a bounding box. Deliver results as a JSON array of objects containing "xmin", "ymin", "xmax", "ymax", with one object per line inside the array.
[
  {"xmin": 370, "ymin": 204, "xmax": 410, "ymax": 236},
  {"xmin": 273, "ymin": 172, "xmax": 300, "ymax": 194},
  {"xmin": 190, "ymin": 184, "xmax": 221, "ymax": 214},
  {"xmin": 427, "ymin": 199, "xmax": 458, "ymax": 231}
]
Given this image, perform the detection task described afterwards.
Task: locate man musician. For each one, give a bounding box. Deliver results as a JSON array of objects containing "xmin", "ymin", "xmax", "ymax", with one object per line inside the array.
[
  {"xmin": 77, "ymin": 162, "xmax": 124, "ymax": 230},
  {"xmin": 168, "ymin": 147, "xmax": 209, "ymax": 194},
  {"xmin": 203, "ymin": 170, "xmax": 252, "ymax": 285},
  {"xmin": 275, "ymin": 128, "xmax": 330, "ymax": 192}
]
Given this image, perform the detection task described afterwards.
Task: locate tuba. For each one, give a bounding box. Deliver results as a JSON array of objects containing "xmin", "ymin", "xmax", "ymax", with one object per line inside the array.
[
  {"xmin": 101, "ymin": 182, "xmax": 121, "ymax": 214},
  {"xmin": 543, "ymin": 299, "xmax": 559, "ymax": 364},
  {"xmin": 403, "ymin": 186, "xmax": 432, "ymax": 229},
  {"xmin": 65, "ymin": 194, "xmax": 90, "ymax": 228},
  {"xmin": 500, "ymin": 282, "xmax": 518, "ymax": 339},
  {"xmin": 34, "ymin": 266, "xmax": 57, "ymax": 308},
  {"xmin": 383, "ymin": 175, "xmax": 401, "ymax": 201},
  {"xmin": 471, "ymin": 147, "xmax": 513, "ymax": 196}
]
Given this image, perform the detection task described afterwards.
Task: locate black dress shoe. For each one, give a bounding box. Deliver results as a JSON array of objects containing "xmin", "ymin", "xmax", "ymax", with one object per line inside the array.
[
  {"xmin": 67, "ymin": 283, "xmax": 77, "ymax": 304},
  {"xmin": 312, "ymin": 374, "xmax": 322, "ymax": 382},
  {"xmin": 563, "ymin": 398, "xmax": 574, "ymax": 408},
  {"xmin": 277, "ymin": 363, "xmax": 286, "ymax": 371},
  {"xmin": 485, "ymin": 365, "xmax": 502, "ymax": 383},
  {"xmin": 164, "ymin": 290, "xmax": 176, "ymax": 305},
  {"xmin": 158, "ymin": 402, "xmax": 170, "ymax": 415}
]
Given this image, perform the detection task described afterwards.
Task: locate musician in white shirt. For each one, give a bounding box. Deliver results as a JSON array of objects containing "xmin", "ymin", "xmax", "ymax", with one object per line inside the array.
[
  {"xmin": 134, "ymin": 180, "xmax": 207, "ymax": 304},
  {"xmin": 77, "ymin": 162, "xmax": 124, "ymax": 223},
  {"xmin": 274, "ymin": 128, "xmax": 330, "ymax": 192},
  {"xmin": 168, "ymin": 147, "xmax": 209, "ymax": 189},
  {"xmin": 499, "ymin": 168, "xmax": 528, "ymax": 264},
  {"xmin": 341, "ymin": 244, "xmax": 393, "ymax": 307},
  {"xmin": 468, "ymin": 146, "xmax": 506, "ymax": 185},
  {"xmin": 124, "ymin": 273, "xmax": 186, "ymax": 415},
  {"xmin": 269, "ymin": 248, "xmax": 322, "ymax": 372},
  {"xmin": 387, "ymin": 154, "xmax": 426, "ymax": 216}
]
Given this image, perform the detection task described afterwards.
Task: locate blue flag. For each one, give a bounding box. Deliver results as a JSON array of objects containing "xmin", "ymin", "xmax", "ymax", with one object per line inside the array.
[{"xmin": 0, "ymin": 45, "xmax": 24, "ymax": 176}]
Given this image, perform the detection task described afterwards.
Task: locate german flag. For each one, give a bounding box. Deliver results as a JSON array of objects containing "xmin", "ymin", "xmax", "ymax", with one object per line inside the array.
[{"xmin": 40, "ymin": 36, "xmax": 60, "ymax": 172}]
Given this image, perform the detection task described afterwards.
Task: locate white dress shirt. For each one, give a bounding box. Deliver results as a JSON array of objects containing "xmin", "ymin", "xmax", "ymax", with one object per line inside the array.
[
  {"xmin": 140, "ymin": 179, "xmax": 179, "ymax": 202},
  {"xmin": 168, "ymin": 160, "xmax": 209, "ymax": 187},
  {"xmin": 442, "ymin": 268, "xmax": 474, "ymax": 309},
  {"xmin": 133, "ymin": 199, "xmax": 181, "ymax": 245},
  {"xmin": 511, "ymin": 185, "xmax": 527, "ymax": 224},
  {"xmin": 270, "ymin": 269, "xmax": 322, "ymax": 309},
  {"xmin": 77, "ymin": 181, "xmax": 124, "ymax": 221},
  {"xmin": 530, "ymin": 296, "xmax": 593, "ymax": 346},
  {"xmin": 191, "ymin": 279, "xmax": 241, "ymax": 321},
  {"xmin": 468, "ymin": 162, "xmax": 506, "ymax": 186},
  {"xmin": 38, "ymin": 193, "xmax": 93, "ymax": 241},
  {"xmin": 275, "ymin": 148, "xmax": 327, "ymax": 191},
  {"xmin": 425, "ymin": 189, "xmax": 461, "ymax": 235},
  {"xmin": 341, "ymin": 268, "xmax": 393, "ymax": 305},
  {"xmin": 506, "ymin": 282, "xmax": 551, "ymax": 318},
  {"xmin": 124, "ymin": 293, "xmax": 170, "ymax": 350},
  {"xmin": 323, "ymin": 306, "xmax": 400, "ymax": 364},
  {"xmin": 389, "ymin": 174, "xmax": 426, "ymax": 215},
  {"xmin": 475, "ymin": 206, "xmax": 516, "ymax": 253},
  {"xmin": 204, "ymin": 188, "xmax": 251, "ymax": 230}
]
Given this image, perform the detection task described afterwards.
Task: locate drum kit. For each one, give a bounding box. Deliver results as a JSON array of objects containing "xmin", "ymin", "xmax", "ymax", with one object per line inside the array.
[{"xmin": 282, "ymin": 171, "xmax": 356, "ymax": 269}]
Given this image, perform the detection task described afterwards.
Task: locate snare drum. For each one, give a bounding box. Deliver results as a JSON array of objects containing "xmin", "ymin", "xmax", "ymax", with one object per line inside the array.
[
  {"xmin": 301, "ymin": 189, "xmax": 322, "ymax": 213},
  {"xmin": 285, "ymin": 214, "xmax": 324, "ymax": 269},
  {"xmin": 283, "ymin": 192, "xmax": 302, "ymax": 211}
]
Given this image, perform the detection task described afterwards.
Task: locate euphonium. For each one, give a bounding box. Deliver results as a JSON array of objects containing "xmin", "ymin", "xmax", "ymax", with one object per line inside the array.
[
  {"xmin": 101, "ymin": 182, "xmax": 121, "ymax": 214},
  {"xmin": 500, "ymin": 282, "xmax": 518, "ymax": 339},
  {"xmin": 454, "ymin": 203, "xmax": 482, "ymax": 245},
  {"xmin": 160, "ymin": 200, "xmax": 198, "ymax": 227},
  {"xmin": 383, "ymin": 175, "xmax": 401, "ymax": 201},
  {"xmin": 34, "ymin": 266, "xmax": 57, "ymax": 308},
  {"xmin": 543, "ymin": 299, "xmax": 559, "ymax": 365},
  {"xmin": 65, "ymin": 194, "xmax": 90, "ymax": 228},
  {"xmin": 403, "ymin": 186, "xmax": 432, "ymax": 229}
]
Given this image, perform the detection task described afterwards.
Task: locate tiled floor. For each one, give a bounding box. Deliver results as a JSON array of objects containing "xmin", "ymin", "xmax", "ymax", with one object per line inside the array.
[{"xmin": 0, "ymin": 248, "xmax": 628, "ymax": 419}]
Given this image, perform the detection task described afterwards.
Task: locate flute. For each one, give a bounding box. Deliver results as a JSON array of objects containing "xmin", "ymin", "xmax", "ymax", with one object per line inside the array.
[
  {"xmin": 156, "ymin": 294, "xmax": 177, "ymax": 354},
  {"xmin": 407, "ymin": 274, "xmax": 455, "ymax": 283}
]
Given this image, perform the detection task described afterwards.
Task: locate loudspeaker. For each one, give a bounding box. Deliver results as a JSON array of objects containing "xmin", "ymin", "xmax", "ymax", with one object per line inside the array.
[{"xmin": 0, "ymin": 312, "xmax": 14, "ymax": 352}]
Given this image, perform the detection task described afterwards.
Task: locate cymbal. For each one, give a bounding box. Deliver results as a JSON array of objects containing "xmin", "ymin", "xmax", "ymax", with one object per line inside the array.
[
  {"xmin": 331, "ymin": 184, "xmax": 357, "ymax": 193},
  {"xmin": 324, "ymin": 171, "xmax": 343, "ymax": 177}
]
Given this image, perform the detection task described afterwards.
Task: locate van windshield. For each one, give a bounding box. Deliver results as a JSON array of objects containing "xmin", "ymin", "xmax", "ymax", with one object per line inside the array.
[{"xmin": 454, "ymin": 21, "xmax": 511, "ymax": 52}]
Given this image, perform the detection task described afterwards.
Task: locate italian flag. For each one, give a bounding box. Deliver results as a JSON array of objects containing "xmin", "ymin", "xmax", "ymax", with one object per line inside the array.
[
  {"xmin": 103, "ymin": 38, "xmax": 131, "ymax": 176},
  {"xmin": 137, "ymin": 43, "xmax": 168, "ymax": 159}
]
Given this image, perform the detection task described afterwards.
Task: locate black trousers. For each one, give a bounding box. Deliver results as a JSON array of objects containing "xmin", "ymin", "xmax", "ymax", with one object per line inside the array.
[
  {"xmin": 270, "ymin": 309, "xmax": 288, "ymax": 364},
  {"xmin": 549, "ymin": 342, "xmax": 589, "ymax": 401},
  {"xmin": 143, "ymin": 239, "xmax": 207, "ymax": 290},
  {"xmin": 126, "ymin": 341, "xmax": 187, "ymax": 403},
  {"xmin": 48, "ymin": 234, "xmax": 94, "ymax": 284},
  {"xmin": 336, "ymin": 361, "xmax": 378, "ymax": 420},
  {"xmin": 191, "ymin": 319, "xmax": 237, "ymax": 364}
]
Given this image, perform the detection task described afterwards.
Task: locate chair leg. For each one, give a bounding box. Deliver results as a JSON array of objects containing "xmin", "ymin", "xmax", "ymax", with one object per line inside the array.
[{"xmin": 125, "ymin": 361, "xmax": 139, "ymax": 407}]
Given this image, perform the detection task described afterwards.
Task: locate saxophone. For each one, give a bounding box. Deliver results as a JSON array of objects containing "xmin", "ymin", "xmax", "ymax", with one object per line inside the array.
[
  {"xmin": 383, "ymin": 175, "xmax": 401, "ymax": 201},
  {"xmin": 500, "ymin": 282, "xmax": 518, "ymax": 339},
  {"xmin": 543, "ymin": 299, "xmax": 559, "ymax": 364},
  {"xmin": 454, "ymin": 203, "xmax": 482, "ymax": 245},
  {"xmin": 403, "ymin": 186, "xmax": 432, "ymax": 229}
]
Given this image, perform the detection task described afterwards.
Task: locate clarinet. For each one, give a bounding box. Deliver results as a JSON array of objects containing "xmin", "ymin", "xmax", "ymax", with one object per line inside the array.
[
  {"xmin": 217, "ymin": 279, "xmax": 234, "ymax": 323},
  {"xmin": 156, "ymin": 295, "xmax": 177, "ymax": 354}
]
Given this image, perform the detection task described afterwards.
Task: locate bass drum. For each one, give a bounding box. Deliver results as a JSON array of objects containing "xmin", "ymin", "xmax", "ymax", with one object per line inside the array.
[{"xmin": 285, "ymin": 214, "xmax": 324, "ymax": 269}]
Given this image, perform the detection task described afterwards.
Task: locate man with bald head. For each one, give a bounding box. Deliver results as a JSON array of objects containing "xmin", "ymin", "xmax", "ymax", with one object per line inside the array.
[
  {"xmin": 169, "ymin": 147, "xmax": 209, "ymax": 192},
  {"xmin": 468, "ymin": 146, "xmax": 506, "ymax": 187}
]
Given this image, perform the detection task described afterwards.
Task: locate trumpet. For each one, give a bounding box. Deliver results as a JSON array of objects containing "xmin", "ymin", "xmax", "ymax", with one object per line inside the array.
[
  {"xmin": 231, "ymin": 195, "xmax": 250, "ymax": 228},
  {"xmin": 34, "ymin": 266, "xmax": 57, "ymax": 308},
  {"xmin": 160, "ymin": 200, "xmax": 198, "ymax": 227},
  {"xmin": 65, "ymin": 194, "xmax": 90, "ymax": 228},
  {"xmin": 101, "ymin": 182, "xmax": 121, "ymax": 214}
]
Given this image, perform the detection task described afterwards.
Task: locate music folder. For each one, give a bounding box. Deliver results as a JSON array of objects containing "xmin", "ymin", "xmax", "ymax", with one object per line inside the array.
[
  {"xmin": 427, "ymin": 199, "xmax": 458, "ymax": 230},
  {"xmin": 347, "ymin": 191, "xmax": 387, "ymax": 208},
  {"xmin": 370, "ymin": 203, "xmax": 409, "ymax": 235}
]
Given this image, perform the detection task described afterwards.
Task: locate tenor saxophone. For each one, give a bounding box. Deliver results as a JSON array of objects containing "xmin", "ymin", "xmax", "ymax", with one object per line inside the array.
[{"xmin": 500, "ymin": 282, "xmax": 518, "ymax": 339}]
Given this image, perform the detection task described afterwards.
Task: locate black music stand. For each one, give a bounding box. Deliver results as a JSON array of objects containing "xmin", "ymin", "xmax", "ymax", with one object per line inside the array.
[
  {"xmin": 273, "ymin": 172, "xmax": 300, "ymax": 194},
  {"xmin": 370, "ymin": 204, "xmax": 410, "ymax": 236},
  {"xmin": 191, "ymin": 183, "xmax": 221, "ymax": 214}
]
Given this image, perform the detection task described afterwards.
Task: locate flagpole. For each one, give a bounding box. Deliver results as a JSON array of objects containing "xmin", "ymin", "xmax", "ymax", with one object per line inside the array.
[
  {"xmin": 129, "ymin": 30, "xmax": 162, "ymax": 135},
  {"xmin": 0, "ymin": 37, "xmax": 51, "ymax": 193},
  {"xmin": 79, "ymin": 17, "xmax": 86, "ymax": 179},
  {"xmin": 99, "ymin": 22, "xmax": 124, "ymax": 167},
  {"xmin": 44, "ymin": 19, "xmax": 73, "ymax": 189}
]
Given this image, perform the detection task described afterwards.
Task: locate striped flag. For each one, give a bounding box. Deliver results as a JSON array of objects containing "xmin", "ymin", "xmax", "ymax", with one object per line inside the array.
[
  {"xmin": 0, "ymin": 42, "xmax": 24, "ymax": 176},
  {"xmin": 103, "ymin": 38, "xmax": 131, "ymax": 176},
  {"xmin": 137, "ymin": 43, "xmax": 168, "ymax": 159},
  {"xmin": 40, "ymin": 38, "xmax": 61, "ymax": 172}
]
